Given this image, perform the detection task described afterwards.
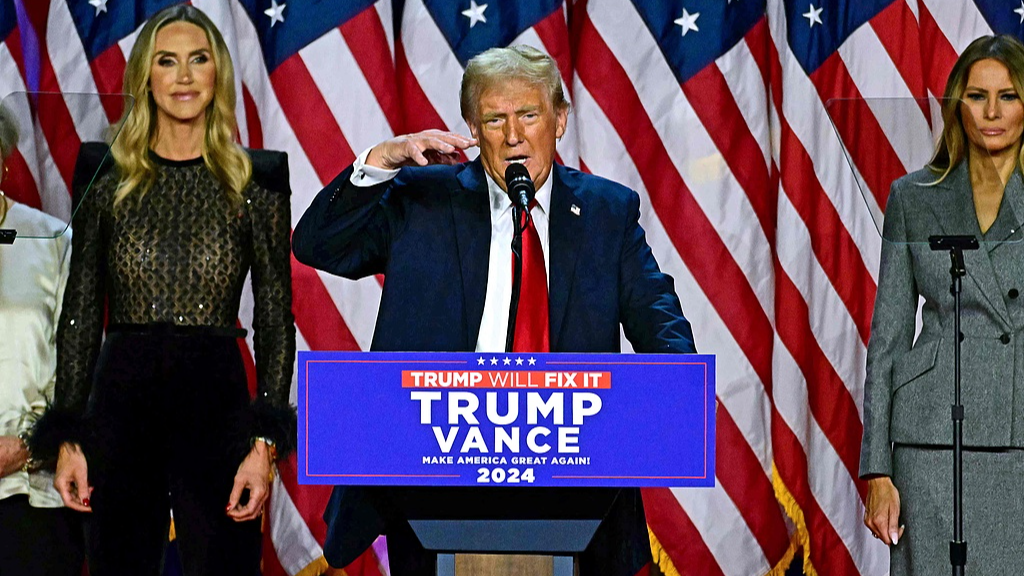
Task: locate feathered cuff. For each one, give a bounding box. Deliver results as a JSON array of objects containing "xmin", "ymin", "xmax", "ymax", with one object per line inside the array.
[
  {"xmin": 238, "ymin": 400, "xmax": 297, "ymax": 460},
  {"xmin": 26, "ymin": 406, "xmax": 89, "ymax": 470}
]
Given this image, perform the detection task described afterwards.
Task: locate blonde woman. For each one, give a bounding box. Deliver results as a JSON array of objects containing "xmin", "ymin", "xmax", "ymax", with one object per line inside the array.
[
  {"xmin": 862, "ymin": 34, "xmax": 1024, "ymax": 574},
  {"xmin": 28, "ymin": 5, "xmax": 295, "ymax": 574}
]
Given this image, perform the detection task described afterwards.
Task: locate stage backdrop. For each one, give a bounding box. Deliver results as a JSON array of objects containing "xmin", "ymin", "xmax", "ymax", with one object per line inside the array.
[{"xmin": 0, "ymin": 0, "xmax": 1011, "ymax": 575}]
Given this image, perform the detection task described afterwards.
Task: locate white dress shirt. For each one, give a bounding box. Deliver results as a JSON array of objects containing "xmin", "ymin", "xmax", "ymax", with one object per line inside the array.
[
  {"xmin": 0, "ymin": 200, "xmax": 70, "ymax": 508},
  {"xmin": 351, "ymin": 149, "xmax": 551, "ymax": 353}
]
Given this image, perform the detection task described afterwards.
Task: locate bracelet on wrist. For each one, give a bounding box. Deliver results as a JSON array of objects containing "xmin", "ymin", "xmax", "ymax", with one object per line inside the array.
[{"xmin": 16, "ymin": 431, "xmax": 33, "ymax": 473}]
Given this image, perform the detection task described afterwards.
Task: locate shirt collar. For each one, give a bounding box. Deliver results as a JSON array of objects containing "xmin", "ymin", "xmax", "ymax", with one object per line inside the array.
[{"xmin": 485, "ymin": 165, "xmax": 554, "ymax": 217}]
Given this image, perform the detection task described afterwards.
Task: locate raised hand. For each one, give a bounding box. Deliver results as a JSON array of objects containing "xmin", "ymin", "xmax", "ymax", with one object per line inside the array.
[{"xmin": 365, "ymin": 130, "xmax": 477, "ymax": 170}]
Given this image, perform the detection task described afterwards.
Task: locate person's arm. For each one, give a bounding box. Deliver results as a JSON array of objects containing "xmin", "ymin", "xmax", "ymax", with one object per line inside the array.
[
  {"xmin": 1, "ymin": 224, "xmax": 74, "ymax": 480},
  {"xmin": 227, "ymin": 151, "xmax": 296, "ymax": 522},
  {"xmin": 861, "ymin": 181, "xmax": 916, "ymax": 546},
  {"xmin": 292, "ymin": 130, "xmax": 475, "ymax": 278},
  {"xmin": 246, "ymin": 151, "xmax": 297, "ymax": 454},
  {"xmin": 618, "ymin": 190, "xmax": 696, "ymax": 354},
  {"xmin": 28, "ymin": 145, "xmax": 109, "ymax": 467},
  {"xmin": 861, "ymin": 182, "xmax": 916, "ymax": 478},
  {"xmin": 291, "ymin": 161, "xmax": 398, "ymax": 279},
  {"xmin": 29, "ymin": 144, "xmax": 111, "ymax": 513}
]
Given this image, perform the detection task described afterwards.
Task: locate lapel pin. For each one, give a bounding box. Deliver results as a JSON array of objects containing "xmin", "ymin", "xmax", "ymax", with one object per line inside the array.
[{"xmin": 570, "ymin": 204, "xmax": 581, "ymax": 216}]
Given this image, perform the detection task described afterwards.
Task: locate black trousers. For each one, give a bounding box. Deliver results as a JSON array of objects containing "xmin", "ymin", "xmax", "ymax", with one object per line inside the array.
[
  {"xmin": 0, "ymin": 495, "xmax": 84, "ymax": 576},
  {"xmin": 83, "ymin": 330, "xmax": 261, "ymax": 576}
]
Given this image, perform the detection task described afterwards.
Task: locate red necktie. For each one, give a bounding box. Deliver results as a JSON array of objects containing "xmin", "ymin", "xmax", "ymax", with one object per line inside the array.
[{"xmin": 512, "ymin": 202, "xmax": 550, "ymax": 352}]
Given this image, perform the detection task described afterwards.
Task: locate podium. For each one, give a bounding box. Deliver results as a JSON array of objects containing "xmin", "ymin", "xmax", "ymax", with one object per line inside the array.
[
  {"xmin": 378, "ymin": 486, "xmax": 632, "ymax": 575},
  {"xmin": 301, "ymin": 351, "xmax": 716, "ymax": 575}
]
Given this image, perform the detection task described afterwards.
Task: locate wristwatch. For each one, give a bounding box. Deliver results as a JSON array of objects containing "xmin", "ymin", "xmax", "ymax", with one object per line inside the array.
[
  {"xmin": 253, "ymin": 437, "xmax": 278, "ymax": 481},
  {"xmin": 253, "ymin": 436, "xmax": 276, "ymax": 448}
]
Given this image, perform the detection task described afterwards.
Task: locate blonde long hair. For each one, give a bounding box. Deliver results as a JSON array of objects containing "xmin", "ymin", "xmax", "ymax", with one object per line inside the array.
[
  {"xmin": 929, "ymin": 35, "xmax": 1024, "ymax": 183},
  {"xmin": 111, "ymin": 4, "xmax": 250, "ymax": 205}
]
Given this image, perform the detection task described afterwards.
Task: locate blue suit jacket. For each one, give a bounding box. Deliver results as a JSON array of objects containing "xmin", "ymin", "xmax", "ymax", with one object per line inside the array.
[
  {"xmin": 292, "ymin": 159, "xmax": 696, "ymax": 571},
  {"xmin": 293, "ymin": 159, "xmax": 695, "ymax": 354}
]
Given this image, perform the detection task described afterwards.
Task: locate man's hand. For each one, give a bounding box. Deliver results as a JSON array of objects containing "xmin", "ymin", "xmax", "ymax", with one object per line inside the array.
[
  {"xmin": 0, "ymin": 435, "xmax": 29, "ymax": 478},
  {"xmin": 864, "ymin": 475, "xmax": 905, "ymax": 546},
  {"xmin": 366, "ymin": 130, "xmax": 477, "ymax": 170},
  {"xmin": 54, "ymin": 442, "xmax": 92, "ymax": 512}
]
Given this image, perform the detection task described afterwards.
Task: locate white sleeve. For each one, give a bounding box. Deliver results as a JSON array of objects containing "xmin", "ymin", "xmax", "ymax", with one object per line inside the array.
[{"xmin": 350, "ymin": 146, "xmax": 400, "ymax": 187}]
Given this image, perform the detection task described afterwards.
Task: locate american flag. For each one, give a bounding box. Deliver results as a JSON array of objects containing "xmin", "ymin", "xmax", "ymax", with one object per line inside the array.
[{"xmin": 2, "ymin": 0, "xmax": 1020, "ymax": 574}]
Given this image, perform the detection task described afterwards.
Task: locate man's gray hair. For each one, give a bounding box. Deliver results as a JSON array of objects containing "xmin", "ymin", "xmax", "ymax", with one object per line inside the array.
[
  {"xmin": 0, "ymin": 104, "xmax": 19, "ymax": 161},
  {"xmin": 460, "ymin": 45, "xmax": 569, "ymax": 124}
]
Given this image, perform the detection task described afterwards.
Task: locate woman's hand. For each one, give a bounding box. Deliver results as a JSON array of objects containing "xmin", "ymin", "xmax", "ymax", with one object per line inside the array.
[
  {"xmin": 54, "ymin": 442, "xmax": 92, "ymax": 512},
  {"xmin": 0, "ymin": 435, "xmax": 30, "ymax": 478},
  {"xmin": 864, "ymin": 476, "xmax": 905, "ymax": 545},
  {"xmin": 226, "ymin": 440, "xmax": 274, "ymax": 522}
]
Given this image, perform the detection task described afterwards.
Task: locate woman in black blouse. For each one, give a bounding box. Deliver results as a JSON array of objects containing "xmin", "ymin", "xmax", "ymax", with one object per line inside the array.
[{"xmin": 28, "ymin": 5, "xmax": 295, "ymax": 574}]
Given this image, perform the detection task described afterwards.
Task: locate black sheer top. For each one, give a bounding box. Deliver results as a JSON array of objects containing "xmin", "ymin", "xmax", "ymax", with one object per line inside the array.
[{"xmin": 49, "ymin": 144, "xmax": 295, "ymax": 451}]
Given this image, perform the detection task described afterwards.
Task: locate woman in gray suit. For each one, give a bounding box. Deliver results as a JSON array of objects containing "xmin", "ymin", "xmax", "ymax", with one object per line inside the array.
[{"xmin": 862, "ymin": 34, "xmax": 1024, "ymax": 574}]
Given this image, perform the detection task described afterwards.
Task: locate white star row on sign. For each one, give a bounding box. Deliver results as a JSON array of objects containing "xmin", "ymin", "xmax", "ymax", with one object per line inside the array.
[
  {"xmin": 477, "ymin": 356, "xmax": 536, "ymax": 366},
  {"xmin": 674, "ymin": 9, "xmax": 700, "ymax": 37},
  {"xmin": 803, "ymin": 3, "xmax": 823, "ymax": 28},
  {"xmin": 1015, "ymin": 0, "xmax": 1024, "ymax": 25},
  {"xmin": 265, "ymin": 0, "xmax": 286, "ymax": 27},
  {"xmin": 462, "ymin": 1, "xmax": 488, "ymax": 28},
  {"xmin": 89, "ymin": 0, "xmax": 107, "ymax": 16}
]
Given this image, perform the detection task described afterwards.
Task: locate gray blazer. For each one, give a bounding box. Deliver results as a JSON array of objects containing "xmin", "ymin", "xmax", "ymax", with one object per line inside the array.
[{"xmin": 860, "ymin": 161, "xmax": 1024, "ymax": 477}]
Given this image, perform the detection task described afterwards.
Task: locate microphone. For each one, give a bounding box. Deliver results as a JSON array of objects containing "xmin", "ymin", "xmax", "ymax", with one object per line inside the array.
[{"xmin": 504, "ymin": 163, "xmax": 535, "ymax": 209}]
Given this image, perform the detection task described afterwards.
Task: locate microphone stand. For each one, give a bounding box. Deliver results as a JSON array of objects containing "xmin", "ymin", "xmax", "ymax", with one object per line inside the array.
[
  {"xmin": 928, "ymin": 234, "xmax": 979, "ymax": 576},
  {"xmin": 505, "ymin": 204, "xmax": 529, "ymax": 352}
]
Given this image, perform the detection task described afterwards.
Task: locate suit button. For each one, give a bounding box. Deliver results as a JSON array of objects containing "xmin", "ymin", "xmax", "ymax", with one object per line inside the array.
[
  {"xmin": 1010, "ymin": 289, "xmax": 1020, "ymax": 299},
  {"xmin": 1001, "ymin": 333, "xmax": 1012, "ymax": 345}
]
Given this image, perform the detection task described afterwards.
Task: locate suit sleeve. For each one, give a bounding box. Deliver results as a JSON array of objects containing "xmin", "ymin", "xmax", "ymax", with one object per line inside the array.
[
  {"xmin": 618, "ymin": 190, "xmax": 696, "ymax": 354},
  {"xmin": 860, "ymin": 181, "xmax": 918, "ymax": 478},
  {"xmin": 292, "ymin": 166, "xmax": 404, "ymax": 280}
]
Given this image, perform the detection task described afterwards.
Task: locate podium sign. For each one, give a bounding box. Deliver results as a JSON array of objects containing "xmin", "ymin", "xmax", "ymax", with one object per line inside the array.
[{"xmin": 298, "ymin": 352, "xmax": 715, "ymax": 488}]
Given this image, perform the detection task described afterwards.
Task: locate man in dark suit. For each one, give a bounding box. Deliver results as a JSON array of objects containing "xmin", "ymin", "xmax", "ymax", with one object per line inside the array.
[{"xmin": 292, "ymin": 45, "xmax": 695, "ymax": 576}]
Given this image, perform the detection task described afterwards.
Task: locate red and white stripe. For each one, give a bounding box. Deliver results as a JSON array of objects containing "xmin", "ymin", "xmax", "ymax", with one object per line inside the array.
[
  {"xmin": 760, "ymin": 1, "xmax": 1001, "ymax": 574},
  {"xmin": 573, "ymin": 0, "xmax": 791, "ymax": 573},
  {"xmin": 204, "ymin": 2, "xmax": 395, "ymax": 572},
  {"xmin": 4, "ymin": 1, "xmax": 1011, "ymax": 575}
]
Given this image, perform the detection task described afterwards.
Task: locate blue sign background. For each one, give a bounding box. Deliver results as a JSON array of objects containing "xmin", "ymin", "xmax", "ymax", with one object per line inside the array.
[{"xmin": 299, "ymin": 352, "xmax": 715, "ymax": 487}]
